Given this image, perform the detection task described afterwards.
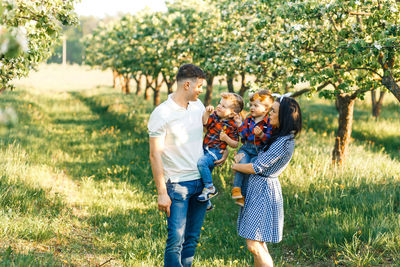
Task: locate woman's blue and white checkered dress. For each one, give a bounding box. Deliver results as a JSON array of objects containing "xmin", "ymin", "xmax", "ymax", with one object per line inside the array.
[{"xmin": 237, "ymin": 134, "xmax": 295, "ymax": 243}]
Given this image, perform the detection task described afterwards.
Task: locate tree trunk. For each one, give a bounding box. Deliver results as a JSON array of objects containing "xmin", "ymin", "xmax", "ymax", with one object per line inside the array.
[
  {"xmin": 371, "ymin": 89, "xmax": 385, "ymax": 118},
  {"xmin": 112, "ymin": 70, "xmax": 119, "ymax": 89},
  {"xmin": 204, "ymin": 75, "xmax": 215, "ymax": 106},
  {"xmin": 133, "ymin": 74, "xmax": 142, "ymax": 95},
  {"xmin": 381, "ymin": 72, "xmax": 400, "ymax": 102},
  {"xmin": 332, "ymin": 94, "xmax": 356, "ymax": 165},
  {"xmin": 166, "ymin": 82, "xmax": 173, "ymax": 94},
  {"xmin": 124, "ymin": 75, "xmax": 130, "ymax": 94},
  {"xmin": 161, "ymin": 72, "xmax": 174, "ymax": 94},
  {"xmin": 118, "ymin": 74, "xmax": 125, "ymax": 92},
  {"xmin": 62, "ymin": 35, "xmax": 67, "ymax": 66},
  {"xmin": 239, "ymin": 72, "xmax": 248, "ymax": 96},
  {"xmin": 120, "ymin": 75, "xmax": 126, "ymax": 93},
  {"xmin": 152, "ymin": 75, "xmax": 163, "ymax": 106},
  {"xmin": 153, "ymin": 83, "xmax": 161, "ymax": 106},
  {"xmin": 144, "ymin": 76, "xmax": 151, "ymax": 101},
  {"xmin": 226, "ymin": 74, "xmax": 234, "ymax": 93}
]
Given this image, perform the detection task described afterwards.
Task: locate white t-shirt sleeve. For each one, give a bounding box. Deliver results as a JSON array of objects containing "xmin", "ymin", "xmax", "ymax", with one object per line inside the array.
[
  {"xmin": 148, "ymin": 108, "xmax": 166, "ymax": 137},
  {"xmin": 198, "ymin": 99, "xmax": 206, "ymax": 114}
]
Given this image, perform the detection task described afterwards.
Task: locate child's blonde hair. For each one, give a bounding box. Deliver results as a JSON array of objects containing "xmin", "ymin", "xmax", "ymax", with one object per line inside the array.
[
  {"xmin": 250, "ymin": 89, "xmax": 274, "ymax": 111},
  {"xmin": 220, "ymin": 92, "xmax": 244, "ymax": 114}
]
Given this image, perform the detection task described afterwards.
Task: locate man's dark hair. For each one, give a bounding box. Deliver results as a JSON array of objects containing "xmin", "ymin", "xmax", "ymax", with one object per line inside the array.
[
  {"xmin": 176, "ymin": 64, "xmax": 206, "ymax": 82},
  {"xmin": 263, "ymin": 97, "xmax": 302, "ymax": 151}
]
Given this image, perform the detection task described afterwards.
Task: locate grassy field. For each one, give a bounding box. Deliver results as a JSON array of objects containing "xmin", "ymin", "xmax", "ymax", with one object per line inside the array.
[{"xmin": 1, "ymin": 64, "xmax": 399, "ymax": 266}]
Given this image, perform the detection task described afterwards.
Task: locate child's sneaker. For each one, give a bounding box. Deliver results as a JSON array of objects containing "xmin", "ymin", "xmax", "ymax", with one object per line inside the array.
[
  {"xmin": 235, "ymin": 196, "xmax": 245, "ymax": 207},
  {"xmin": 231, "ymin": 187, "xmax": 243, "ymax": 199},
  {"xmin": 197, "ymin": 186, "xmax": 218, "ymax": 202},
  {"xmin": 206, "ymin": 201, "xmax": 214, "ymax": 212}
]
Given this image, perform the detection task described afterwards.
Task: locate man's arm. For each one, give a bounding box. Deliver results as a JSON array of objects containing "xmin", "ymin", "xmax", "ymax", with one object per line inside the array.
[{"xmin": 149, "ymin": 136, "xmax": 171, "ymax": 217}]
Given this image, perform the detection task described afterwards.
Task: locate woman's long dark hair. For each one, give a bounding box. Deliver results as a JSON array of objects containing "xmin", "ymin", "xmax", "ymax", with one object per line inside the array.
[{"xmin": 263, "ymin": 97, "xmax": 302, "ymax": 151}]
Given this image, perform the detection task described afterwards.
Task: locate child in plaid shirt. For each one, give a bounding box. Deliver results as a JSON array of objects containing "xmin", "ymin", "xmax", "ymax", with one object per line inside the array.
[
  {"xmin": 197, "ymin": 92, "xmax": 244, "ymax": 202},
  {"xmin": 232, "ymin": 89, "xmax": 274, "ymax": 206}
]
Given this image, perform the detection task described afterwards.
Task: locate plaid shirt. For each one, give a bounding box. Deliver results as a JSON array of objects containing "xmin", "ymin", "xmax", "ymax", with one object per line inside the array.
[
  {"xmin": 203, "ymin": 112, "xmax": 239, "ymax": 150},
  {"xmin": 238, "ymin": 115, "xmax": 272, "ymax": 147}
]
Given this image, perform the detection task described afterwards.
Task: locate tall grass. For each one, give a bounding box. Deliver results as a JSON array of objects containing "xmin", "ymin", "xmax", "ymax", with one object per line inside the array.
[{"xmin": 0, "ymin": 64, "xmax": 399, "ymax": 266}]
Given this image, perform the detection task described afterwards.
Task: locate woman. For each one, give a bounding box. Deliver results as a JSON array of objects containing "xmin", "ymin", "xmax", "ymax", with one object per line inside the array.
[{"xmin": 232, "ymin": 96, "xmax": 302, "ymax": 267}]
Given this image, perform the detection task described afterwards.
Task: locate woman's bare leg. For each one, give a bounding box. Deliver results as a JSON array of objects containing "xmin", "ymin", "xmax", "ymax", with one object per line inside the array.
[{"xmin": 246, "ymin": 239, "xmax": 274, "ymax": 267}]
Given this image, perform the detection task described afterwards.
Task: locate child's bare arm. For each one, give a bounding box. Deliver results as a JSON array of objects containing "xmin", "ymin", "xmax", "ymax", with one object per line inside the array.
[
  {"xmin": 220, "ymin": 132, "xmax": 239, "ymax": 148},
  {"xmin": 202, "ymin": 105, "xmax": 214, "ymax": 125}
]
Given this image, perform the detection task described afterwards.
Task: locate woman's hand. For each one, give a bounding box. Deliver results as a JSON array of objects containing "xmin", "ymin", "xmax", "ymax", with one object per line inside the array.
[
  {"xmin": 231, "ymin": 162, "xmax": 255, "ymax": 174},
  {"xmin": 234, "ymin": 152, "xmax": 245, "ymax": 163},
  {"xmin": 232, "ymin": 163, "xmax": 239, "ymax": 171}
]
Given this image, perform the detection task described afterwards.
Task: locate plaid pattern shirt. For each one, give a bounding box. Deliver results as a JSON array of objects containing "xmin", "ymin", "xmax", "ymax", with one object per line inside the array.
[
  {"xmin": 203, "ymin": 112, "xmax": 239, "ymax": 150},
  {"xmin": 238, "ymin": 115, "xmax": 272, "ymax": 147}
]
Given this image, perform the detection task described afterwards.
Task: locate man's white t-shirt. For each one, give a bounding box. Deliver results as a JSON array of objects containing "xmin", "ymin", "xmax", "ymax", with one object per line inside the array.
[{"xmin": 148, "ymin": 95, "xmax": 205, "ymax": 183}]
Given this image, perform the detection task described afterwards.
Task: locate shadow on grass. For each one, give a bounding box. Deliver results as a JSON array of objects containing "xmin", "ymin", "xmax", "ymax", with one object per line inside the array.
[
  {"xmin": 0, "ymin": 175, "xmax": 63, "ymax": 218},
  {"xmin": 302, "ymin": 102, "xmax": 400, "ymax": 161},
  {"xmin": 52, "ymin": 118, "xmax": 100, "ymax": 125},
  {"xmin": 52, "ymin": 91, "xmax": 153, "ymax": 190},
  {"xmin": 0, "ymin": 92, "xmax": 49, "ymax": 148},
  {"xmin": 283, "ymin": 180, "xmax": 400, "ymax": 264},
  {"xmin": 0, "ymin": 246, "xmax": 63, "ymax": 267},
  {"xmin": 69, "ymin": 91, "xmax": 140, "ymax": 132},
  {"xmin": 85, "ymin": 200, "xmax": 252, "ymax": 265},
  {"xmin": 352, "ymin": 131, "xmax": 400, "ymax": 161}
]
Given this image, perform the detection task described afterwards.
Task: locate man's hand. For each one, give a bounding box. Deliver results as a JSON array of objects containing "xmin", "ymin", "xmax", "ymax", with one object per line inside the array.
[
  {"xmin": 214, "ymin": 149, "xmax": 229, "ymax": 166},
  {"xmin": 254, "ymin": 126, "xmax": 264, "ymax": 138},
  {"xmin": 158, "ymin": 193, "xmax": 172, "ymax": 217}
]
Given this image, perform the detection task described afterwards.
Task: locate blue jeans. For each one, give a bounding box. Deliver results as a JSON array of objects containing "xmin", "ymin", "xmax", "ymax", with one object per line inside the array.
[
  {"xmin": 165, "ymin": 179, "xmax": 207, "ymax": 267},
  {"xmin": 197, "ymin": 147, "xmax": 223, "ymax": 186},
  {"xmin": 233, "ymin": 143, "xmax": 259, "ymax": 196}
]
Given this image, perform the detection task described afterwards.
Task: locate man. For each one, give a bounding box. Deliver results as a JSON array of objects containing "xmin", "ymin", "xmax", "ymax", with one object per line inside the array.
[{"xmin": 148, "ymin": 64, "xmax": 227, "ymax": 266}]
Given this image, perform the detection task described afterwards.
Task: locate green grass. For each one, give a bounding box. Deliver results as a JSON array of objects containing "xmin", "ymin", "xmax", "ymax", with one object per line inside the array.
[{"xmin": 0, "ymin": 64, "xmax": 399, "ymax": 266}]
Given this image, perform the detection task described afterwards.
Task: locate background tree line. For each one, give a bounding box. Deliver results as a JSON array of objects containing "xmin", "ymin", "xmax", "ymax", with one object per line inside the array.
[
  {"xmin": 1, "ymin": 0, "xmax": 399, "ymax": 164},
  {"xmin": 47, "ymin": 15, "xmax": 121, "ymax": 65},
  {"xmin": 84, "ymin": 0, "xmax": 400, "ymax": 165}
]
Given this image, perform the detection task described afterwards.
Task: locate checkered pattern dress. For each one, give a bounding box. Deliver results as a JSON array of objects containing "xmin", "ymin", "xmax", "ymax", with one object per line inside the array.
[{"xmin": 237, "ymin": 134, "xmax": 295, "ymax": 243}]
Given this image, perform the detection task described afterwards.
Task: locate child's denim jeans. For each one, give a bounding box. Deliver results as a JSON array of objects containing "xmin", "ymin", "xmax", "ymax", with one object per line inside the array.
[
  {"xmin": 197, "ymin": 147, "xmax": 223, "ymax": 186},
  {"xmin": 233, "ymin": 143, "xmax": 259, "ymax": 196}
]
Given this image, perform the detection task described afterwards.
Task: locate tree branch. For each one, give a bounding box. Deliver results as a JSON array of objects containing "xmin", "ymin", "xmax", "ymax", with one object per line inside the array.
[
  {"xmin": 334, "ymin": 66, "xmax": 383, "ymax": 78},
  {"xmin": 304, "ymin": 45, "xmax": 400, "ymax": 56},
  {"xmin": 350, "ymin": 87, "xmax": 370, "ymax": 99},
  {"xmin": 328, "ymin": 16, "xmax": 339, "ymax": 32},
  {"xmin": 291, "ymin": 80, "xmax": 332, "ymax": 98},
  {"xmin": 304, "ymin": 47, "xmax": 335, "ymax": 54},
  {"xmin": 349, "ymin": 12, "xmax": 372, "ymax": 16}
]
